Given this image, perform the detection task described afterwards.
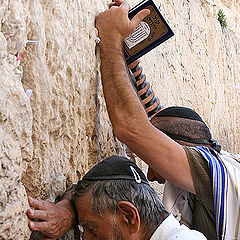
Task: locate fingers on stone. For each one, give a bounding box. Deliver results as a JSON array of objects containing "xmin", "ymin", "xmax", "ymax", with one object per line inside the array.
[
  {"xmin": 29, "ymin": 197, "xmax": 47, "ymax": 210},
  {"xmin": 29, "ymin": 221, "xmax": 49, "ymax": 233},
  {"xmin": 120, "ymin": 1, "xmax": 130, "ymax": 11},
  {"xmin": 27, "ymin": 208, "xmax": 35, "ymax": 218},
  {"xmin": 28, "ymin": 196, "xmax": 33, "ymax": 205},
  {"xmin": 109, "ymin": 0, "xmax": 124, "ymax": 8},
  {"xmin": 29, "ymin": 209, "xmax": 49, "ymax": 221}
]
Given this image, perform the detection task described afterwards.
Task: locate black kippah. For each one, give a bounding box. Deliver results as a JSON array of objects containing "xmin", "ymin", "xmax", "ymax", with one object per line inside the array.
[
  {"xmin": 155, "ymin": 106, "xmax": 204, "ymax": 123},
  {"xmin": 82, "ymin": 155, "xmax": 149, "ymax": 185}
]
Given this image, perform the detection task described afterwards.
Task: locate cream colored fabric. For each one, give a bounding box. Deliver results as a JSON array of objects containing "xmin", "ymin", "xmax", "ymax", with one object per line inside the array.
[
  {"xmin": 162, "ymin": 181, "xmax": 193, "ymax": 228},
  {"xmin": 217, "ymin": 150, "xmax": 240, "ymax": 239},
  {"xmin": 150, "ymin": 214, "xmax": 207, "ymax": 240}
]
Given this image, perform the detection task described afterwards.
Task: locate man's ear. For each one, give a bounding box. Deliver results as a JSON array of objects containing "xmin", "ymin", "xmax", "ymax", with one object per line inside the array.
[{"xmin": 116, "ymin": 201, "xmax": 140, "ymax": 233}]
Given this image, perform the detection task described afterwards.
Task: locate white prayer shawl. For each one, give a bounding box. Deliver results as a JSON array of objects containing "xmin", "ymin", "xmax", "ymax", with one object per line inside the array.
[
  {"xmin": 162, "ymin": 181, "xmax": 193, "ymax": 228},
  {"xmin": 150, "ymin": 214, "xmax": 207, "ymax": 240},
  {"xmin": 163, "ymin": 146, "xmax": 240, "ymax": 240}
]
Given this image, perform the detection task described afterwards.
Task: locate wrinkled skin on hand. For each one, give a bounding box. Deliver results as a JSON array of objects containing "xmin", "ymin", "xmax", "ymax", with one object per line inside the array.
[
  {"xmin": 96, "ymin": 1, "xmax": 150, "ymax": 46},
  {"xmin": 27, "ymin": 196, "xmax": 76, "ymax": 240}
]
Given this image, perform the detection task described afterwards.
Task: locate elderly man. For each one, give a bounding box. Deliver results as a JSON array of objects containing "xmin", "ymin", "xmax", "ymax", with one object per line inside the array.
[
  {"xmin": 72, "ymin": 155, "xmax": 207, "ymax": 239},
  {"xmin": 28, "ymin": 156, "xmax": 207, "ymax": 239}
]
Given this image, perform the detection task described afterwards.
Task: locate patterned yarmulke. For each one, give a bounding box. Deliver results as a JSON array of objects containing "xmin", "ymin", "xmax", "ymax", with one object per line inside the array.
[{"xmin": 82, "ymin": 155, "xmax": 149, "ymax": 185}]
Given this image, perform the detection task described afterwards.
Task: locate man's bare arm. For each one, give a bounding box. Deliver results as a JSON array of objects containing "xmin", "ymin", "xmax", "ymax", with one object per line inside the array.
[
  {"xmin": 96, "ymin": 2, "xmax": 195, "ymax": 193},
  {"xmin": 27, "ymin": 187, "xmax": 77, "ymax": 239}
]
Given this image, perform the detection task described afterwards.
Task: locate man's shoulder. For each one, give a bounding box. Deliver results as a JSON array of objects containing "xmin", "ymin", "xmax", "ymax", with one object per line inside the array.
[
  {"xmin": 151, "ymin": 214, "xmax": 207, "ymax": 240},
  {"xmin": 220, "ymin": 150, "xmax": 240, "ymax": 163},
  {"xmin": 182, "ymin": 146, "xmax": 206, "ymax": 163},
  {"xmin": 219, "ymin": 150, "xmax": 240, "ymax": 172},
  {"xmin": 183, "ymin": 147, "xmax": 240, "ymax": 167},
  {"xmin": 182, "ymin": 146, "xmax": 212, "ymax": 191}
]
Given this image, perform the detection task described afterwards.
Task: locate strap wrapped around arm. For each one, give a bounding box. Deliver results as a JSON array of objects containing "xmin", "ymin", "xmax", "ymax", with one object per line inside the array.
[{"xmin": 128, "ymin": 60, "xmax": 163, "ymax": 119}]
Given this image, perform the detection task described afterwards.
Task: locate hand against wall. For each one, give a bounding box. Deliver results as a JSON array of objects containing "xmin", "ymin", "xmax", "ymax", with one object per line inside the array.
[
  {"xmin": 27, "ymin": 196, "xmax": 76, "ymax": 239},
  {"xmin": 109, "ymin": 0, "xmax": 127, "ymax": 8},
  {"xmin": 96, "ymin": 1, "xmax": 150, "ymax": 46},
  {"xmin": 109, "ymin": 1, "xmax": 141, "ymax": 70}
]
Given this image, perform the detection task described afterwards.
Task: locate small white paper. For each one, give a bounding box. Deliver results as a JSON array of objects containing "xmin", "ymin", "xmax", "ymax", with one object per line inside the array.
[{"xmin": 26, "ymin": 89, "xmax": 33, "ymax": 98}]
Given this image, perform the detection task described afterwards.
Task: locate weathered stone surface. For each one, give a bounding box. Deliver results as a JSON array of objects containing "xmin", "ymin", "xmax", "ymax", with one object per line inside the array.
[
  {"xmin": 0, "ymin": 0, "xmax": 240, "ymax": 239},
  {"xmin": 0, "ymin": 37, "xmax": 32, "ymax": 239},
  {"xmin": 142, "ymin": 0, "xmax": 240, "ymax": 153}
]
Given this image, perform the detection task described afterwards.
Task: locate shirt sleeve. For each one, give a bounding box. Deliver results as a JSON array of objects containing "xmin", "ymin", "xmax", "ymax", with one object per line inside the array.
[
  {"xmin": 183, "ymin": 147, "xmax": 216, "ymax": 240},
  {"xmin": 183, "ymin": 147, "xmax": 212, "ymax": 206}
]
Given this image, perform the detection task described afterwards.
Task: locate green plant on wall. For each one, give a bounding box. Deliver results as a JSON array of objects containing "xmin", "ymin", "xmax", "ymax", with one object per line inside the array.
[{"xmin": 218, "ymin": 9, "xmax": 227, "ymax": 28}]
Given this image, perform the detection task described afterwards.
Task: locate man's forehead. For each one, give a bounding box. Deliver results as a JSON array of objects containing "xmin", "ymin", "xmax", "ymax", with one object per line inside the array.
[
  {"xmin": 76, "ymin": 198, "xmax": 97, "ymax": 226},
  {"xmin": 75, "ymin": 193, "xmax": 91, "ymax": 218},
  {"xmin": 75, "ymin": 194, "xmax": 113, "ymax": 227}
]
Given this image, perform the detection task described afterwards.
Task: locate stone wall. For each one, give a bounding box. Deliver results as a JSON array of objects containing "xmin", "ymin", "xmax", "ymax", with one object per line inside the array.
[
  {"xmin": 143, "ymin": 0, "xmax": 240, "ymax": 153},
  {"xmin": 0, "ymin": 0, "xmax": 239, "ymax": 239}
]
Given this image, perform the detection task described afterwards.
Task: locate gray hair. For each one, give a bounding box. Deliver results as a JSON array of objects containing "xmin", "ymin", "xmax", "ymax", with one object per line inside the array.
[{"xmin": 74, "ymin": 179, "xmax": 168, "ymax": 236}]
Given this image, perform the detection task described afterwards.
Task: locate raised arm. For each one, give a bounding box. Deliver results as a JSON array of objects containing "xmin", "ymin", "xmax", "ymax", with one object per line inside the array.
[
  {"xmin": 112, "ymin": 1, "xmax": 163, "ymax": 119},
  {"xmin": 96, "ymin": 1, "xmax": 195, "ymax": 193}
]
